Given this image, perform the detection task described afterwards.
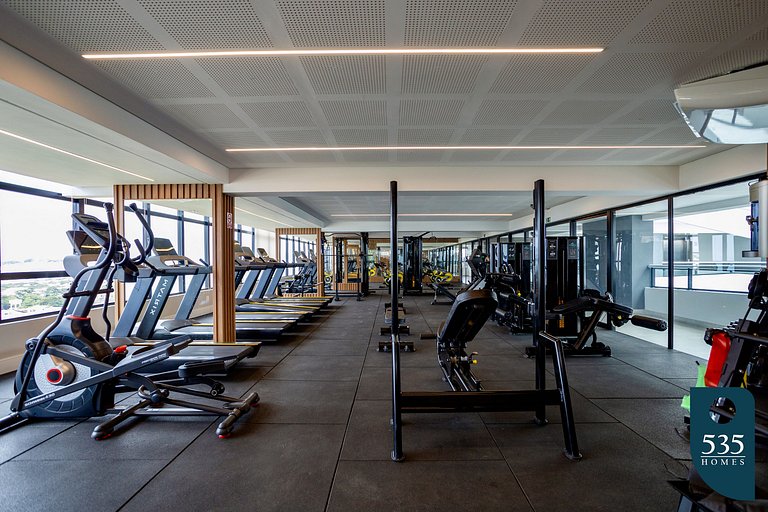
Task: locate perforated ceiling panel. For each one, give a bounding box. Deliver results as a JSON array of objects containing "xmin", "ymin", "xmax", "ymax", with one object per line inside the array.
[
  {"xmin": 239, "ymin": 101, "xmax": 315, "ymax": 128},
  {"xmin": 682, "ymin": 47, "xmax": 768, "ymax": 84},
  {"xmin": 460, "ymin": 129, "xmax": 520, "ymax": 144},
  {"xmin": 197, "ymin": 57, "xmax": 298, "ymax": 96},
  {"xmin": 6, "ymin": 0, "xmax": 767, "ymax": 171},
  {"xmin": 94, "ymin": 60, "xmax": 214, "ymax": 99},
  {"xmin": 202, "ymin": 131, "xmax": 268, "ymax": 148},
  {"xmin": 582, "ymin": 128, "xmax": 654, "ymax": 144},
  {"xmin": 277, "ymin": 0, "xmax": 385, "ymax": 47},
  {"xmin": 319, "ymin": 100, "xmax": 387, "ymax": 126},
  {"xmin": 137, "ymin": 0, "xmax": 272, "ymax": 49},
  {"xmin": 3, "ymin": 0, "xmax": 163, "ymax": 52},
  {"xmin": 641, "ymin": 125, "xmax": 701, "ymax": 144},
  {"xmin": 158, "ymin": 104, "xmax": 246, "ymax": 130},
  {"xmin": 342, "ymin": 151, "xmax": 389, "ymax": 163},
  {"xmin": 578, "ymin": 52, "xmax": 703, "ymax": 93},
  {"xmin": 401, "ymin": 56, "xmax": 487, "ymax": 94},
  {"xmin": 615, "ymin": 100, "xmax": 681, "ymax": 125},
  {"xmin": 490, "ymin": 55, "xmax": 596, "ymax": 94},
  {"xmin": 519, "ymin": 128, "xmax": 585, "ymax": 145},
  {"xmin": 542, "ymin": 100, "xmax": 627, "ymax": 125},
  {"xmin": 473, "ymin": 100, "xmax": 548, "ymax": 125},
  {"xmin": 632, "ymin": 0, "xmax": 768, "ymax": 43},
  {"xmin": 404, "ymin": 0, "xmax": 517, "ymax": 47},
  {"xmin": 397, "ymin": 128, "xmax": 454, "ymax": 145},
  {"xmin": 331, "ymin": 129, "xmax": 388, "ymax": 146},
  {"xmin": 519, "ymin": 0, "xmax": 651, "ymax": 45},
  {"xmin": 287, "ymin": 152, "xmax": 337, "ymax": 163},
  {"xmin": 301, "ymin": 56, "xmax": 386, "ymax": 94},
  {"xmin": 266, "ymin": 130, "xmax": 328, "ymax": 147},
  {"xmin": 399, "ymin": 100, "xmax": 464, "ymax": 126}
]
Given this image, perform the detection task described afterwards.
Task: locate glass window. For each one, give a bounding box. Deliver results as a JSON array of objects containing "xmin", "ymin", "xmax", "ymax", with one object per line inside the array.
[
  {"xmin": 1, "ymin": 277, "xmax": 70, "ymax": 320},
  {"xmin": 671, "ymin": 184, "xmax": 759, "ymax": 358},
  {"xmin": 577, "ymin": 216, "xmax": 609, "ymax": 294},
  {"xmin": 149, "ymin": 212, "xmax": 181, "ymax": 293},
  {"xmin": 612, "ymin": 201, "xmax": 670, "ymax": 350},
  {"xmin": 0, "ymin": 190, "xmax": 73, "ymax": 273}
]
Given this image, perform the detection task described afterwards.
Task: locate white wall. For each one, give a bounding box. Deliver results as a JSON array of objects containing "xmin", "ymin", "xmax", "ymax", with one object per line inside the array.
[{"xmin": 0, "ymin": 290, "xmax": 213, "ymax": 375}]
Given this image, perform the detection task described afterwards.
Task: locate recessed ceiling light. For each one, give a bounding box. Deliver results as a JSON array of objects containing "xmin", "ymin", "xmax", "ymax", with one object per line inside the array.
[
  {"xmin": 332, "ymin": 213, "xmax": 515, "ymax": 217},
  {"xmin": 227, "ymin": 144, "xmax": 706, "ymax": 152},
  {"xmin": 0, "ymin": 128, "xmax": 154, "ymax": 182},
  {"xmin": 82, "ymin": 47, "xmax": 604, "ymax": 59},
  {"xmin": 235, "ymin": 206, "xmax": 291, "ymax": 226}
]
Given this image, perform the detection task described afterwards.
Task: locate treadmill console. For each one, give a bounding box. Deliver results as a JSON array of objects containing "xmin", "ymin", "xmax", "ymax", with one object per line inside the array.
[{"xmin": 72, "ymin": 213, "xmax": 111, "ymax": 248}]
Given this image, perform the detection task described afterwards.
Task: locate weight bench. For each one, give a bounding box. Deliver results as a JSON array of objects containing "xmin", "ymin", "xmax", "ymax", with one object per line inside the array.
[
  {"xmin": 525, "ymin": 290, "xmax": 667, "ymax": 357},
  {"xmin": 379, "ymin": 301, "xmax": 413, "ymax": 351}
]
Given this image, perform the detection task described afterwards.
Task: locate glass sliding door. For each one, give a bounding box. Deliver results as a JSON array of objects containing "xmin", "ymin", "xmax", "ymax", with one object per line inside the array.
[{"xmin": 611, "ymin": 201, "xmax": 669, "ymax": 347}]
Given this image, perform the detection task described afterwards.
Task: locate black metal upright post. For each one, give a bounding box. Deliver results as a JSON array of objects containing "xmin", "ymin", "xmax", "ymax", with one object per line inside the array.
[
  {"xmin": 532, "ymin": 179, "xmax": 547, "ymax": 424},
  {"xmin": 390, "ymin": 181, "xmax": 404, "ymax": 461},
  {"xmin": 667, "ymin": 197, "xmax": 674, "ymax": 350}
]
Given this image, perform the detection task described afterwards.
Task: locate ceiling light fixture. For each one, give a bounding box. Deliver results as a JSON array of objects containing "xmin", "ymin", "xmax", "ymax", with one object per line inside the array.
[
  {"xmin": 331, "ymin": 213, "xmax": 515, "ymax": 217},
  {"xmin": 82, "ymin": 47, "xmax": 604, "ymax": 60},
  {"xmin": 235, "ymin": 206, "xmax": 291, "ymax": 226},
  {"xmin": 0, "ymin": 128, "xmax": 155, "ymax": 182},
  {"xmin": 227, "ymin": 144, "xmax": 706, "ymax": 152}
]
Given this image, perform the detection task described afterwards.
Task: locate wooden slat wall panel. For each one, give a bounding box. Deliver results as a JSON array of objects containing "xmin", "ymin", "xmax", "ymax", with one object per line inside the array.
[
  {"xmin": 112, "ymin": 183, "xmax": 236, "ymax": 341},
  {"xmin": 212, "ymin": 186, "xmax": 236, "ymax": 342}
]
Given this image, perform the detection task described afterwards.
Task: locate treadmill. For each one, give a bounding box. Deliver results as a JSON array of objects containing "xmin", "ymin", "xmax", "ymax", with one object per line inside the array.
[
  {"xmin": 233, "ymin": 246, "xmax": 318, "ymax": 317},
  {"xmin": 251, "ymin": 249, "xmax": 332, "ymax": 307},
  {"xmin": 129, "ymin": 239, "xmax": 294, "ymax": 341},
  {"xmin": 69, "ymin": 215, "xmax": 259, "ymax": 377}
]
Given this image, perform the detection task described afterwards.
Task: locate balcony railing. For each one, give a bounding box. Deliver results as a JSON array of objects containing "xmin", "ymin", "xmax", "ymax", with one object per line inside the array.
[{"xmin": 648, "ymin": 261, "xmax": 765, "ymax": 292}]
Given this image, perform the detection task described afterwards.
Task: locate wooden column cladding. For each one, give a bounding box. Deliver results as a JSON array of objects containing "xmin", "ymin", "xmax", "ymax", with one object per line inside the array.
[
  {"xmin": 275, "ymin": 227, "xmax": 324, "ymax": 297},
  {"xmin": 112, "ymin": 183, "xmax": 236, "ymax": 343}
]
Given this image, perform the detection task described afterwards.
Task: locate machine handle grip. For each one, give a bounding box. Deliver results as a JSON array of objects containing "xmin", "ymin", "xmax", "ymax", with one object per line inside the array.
[{"xmin": 630, "ymin": 315, "xmax": 667, "ymax": 331}]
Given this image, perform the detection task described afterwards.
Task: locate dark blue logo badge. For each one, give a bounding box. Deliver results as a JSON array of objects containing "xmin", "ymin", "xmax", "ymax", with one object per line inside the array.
[{"xmin": 690, "ymin": 387, "xmax": 755, "ymax": 501}]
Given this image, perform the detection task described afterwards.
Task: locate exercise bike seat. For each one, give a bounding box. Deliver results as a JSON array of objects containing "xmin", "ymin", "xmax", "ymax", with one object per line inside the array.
[{"xmin": 437, "ymin": 289, "xmax": 498, "ymax": 345}]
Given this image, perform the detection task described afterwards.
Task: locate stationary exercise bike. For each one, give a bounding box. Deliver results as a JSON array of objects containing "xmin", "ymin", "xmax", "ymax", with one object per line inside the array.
[{"xmin": 0, "ymin": 204, "xmax": 258, "ymax": 439}]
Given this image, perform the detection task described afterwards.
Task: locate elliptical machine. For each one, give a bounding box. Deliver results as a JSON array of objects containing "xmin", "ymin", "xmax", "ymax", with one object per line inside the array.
[{"xmin": 0, "ymin": 203, "xmax": 258, "ymax": 439}]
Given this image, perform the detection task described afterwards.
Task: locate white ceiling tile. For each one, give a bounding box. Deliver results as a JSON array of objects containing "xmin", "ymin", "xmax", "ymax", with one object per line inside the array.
[
  {"xmin": 473, "ymin": 100, "xmax": 548, "ymax": 125},
  {"xmin": 239, "ymin": 101, "xmax": 315, "ymax": 128},
  {"xmin": 541, "ymin": 100, "xmax": 626, "ymax": 125},
  {"xmin": 138, "ymin": 0, "xmax": 272, "ymax": 49},
  {"xmin": 460, "ymin": 129, "xmax": 520, "ymax": 144},
  {"xmin": 93, "ymin": 60, "xmax": 214, "ymax": 98},
  {"xmin": 197, "ymin": 57, "xmax": 299, "ymax": 96},
  {"xmin": 582, "ymin": 127, "xmax": 654, "ymax": 144},
  {"xmin": 578, "ymin": 52, "xmax": 703, "ymax": 93},
  {"xmin": 519, "ymin": 0, "xmax": 652, "ymax": 45},
  {"xmin": 519, "ymin": 128, "xmax": 585, "ymax": 144},
  {"xmin": 158, "ymin": 103, "xmax": 246, "ymax": 129},
  {"xmin": 399, "ymin": 99, "xmax": 464, "ymax": 126},
  {"xmin": 632, "ymin": 0, "xmax": 768, "ymax": 43},
  {"xmin": 301, "ymin": 56, "xmax": 386, "ymax": 94},
  {"xmin": 331, "ymin": 129, "xmax": 388, "ymax": 146},
  {"xmin": 397, "ymin": 128, "xmax": 454, "ymax": 145},
  {"xmin": 404, "ymin": 0, "xmax": 517, "ymax": 47},
  {"xmin": 277, "ymin": 0, "xmax": 385, "ymax": 47},
  {"xmin": 266, "ymin": 130, "xmax": 328, "ymax": 146},
  {"xmin": 201, "ymin": 131, "xmax": 267, "ymax": 149},
  {"xmin": 319, "ymin": 100, "xmax": 387, "ymax": 126},
  {"xmin": 614, "ymin": 99, "xmax": 681, "ymax": 125},
  {"xmin": 490, "ymin": 55, "xmax": 597, "ymax": 94},
  {"xmin": 3, "ymin": 0, "xmax": 163, "ymax": 52},
  {"xmin": 402, "ymin": 55, "xmax": 487, "ymax": 94}
]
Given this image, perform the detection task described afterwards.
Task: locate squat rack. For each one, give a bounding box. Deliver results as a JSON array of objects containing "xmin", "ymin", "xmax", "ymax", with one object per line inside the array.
[{"xmin": 389, "ymin": 179, "xmax": 582, "ymax": 462}]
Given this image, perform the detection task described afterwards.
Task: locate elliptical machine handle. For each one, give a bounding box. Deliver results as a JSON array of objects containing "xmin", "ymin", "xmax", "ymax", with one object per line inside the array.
[{"xmin": 126, "ymin": 202, "xmax": 154, "ymax": 265}]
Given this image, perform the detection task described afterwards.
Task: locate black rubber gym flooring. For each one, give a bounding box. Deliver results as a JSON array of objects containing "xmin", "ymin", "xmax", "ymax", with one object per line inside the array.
[{"xmin": 0, "ymin": 294, "xmax": 703, "ymax": 511}]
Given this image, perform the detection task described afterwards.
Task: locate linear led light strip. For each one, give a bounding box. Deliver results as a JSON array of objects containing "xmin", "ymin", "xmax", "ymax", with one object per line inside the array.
[
  {"xmin": 332, "ymin": 213, "xmax": 515, "ymax": 217},
  {"xmin": 82, "ymin": 47, "xmax": 604, "ymax": 59},
  {"xmin": 0, "ymin": 128, "xmax": 154, "ymax": 182},
  {"xmin": 235, "ymin": 206, "xmax": 291, "ymax": 226},
  {"xmin": 228, "ymin": 144, "xmax": 706, "ymax": 152}
]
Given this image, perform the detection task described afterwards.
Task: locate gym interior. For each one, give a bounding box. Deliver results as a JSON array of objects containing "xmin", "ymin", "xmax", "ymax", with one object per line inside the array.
[{"xmin": 1, "ymin": 1, "xmax": 768, "ymax": 511}]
